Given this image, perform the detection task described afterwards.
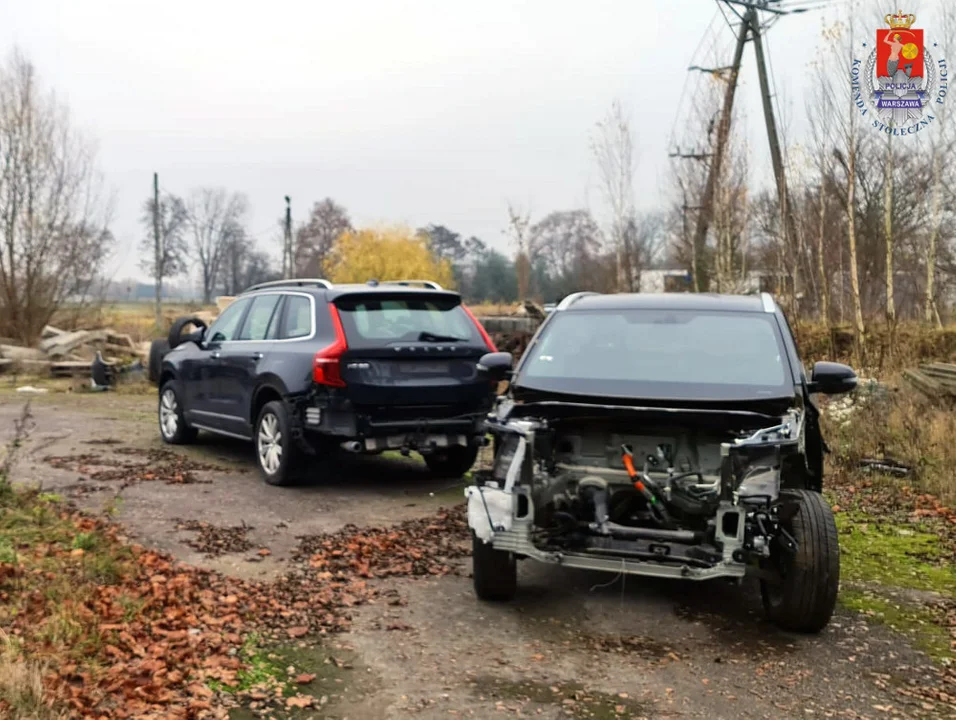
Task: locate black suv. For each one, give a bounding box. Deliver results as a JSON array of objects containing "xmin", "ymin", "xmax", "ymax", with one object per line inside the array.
[
  {"xmin": 469, "ymin": 292, "xmax": 857, "ymax": 633},
  {"xmin": 156, "ymin": 279, "xmax": 498, "ymax": 485}
]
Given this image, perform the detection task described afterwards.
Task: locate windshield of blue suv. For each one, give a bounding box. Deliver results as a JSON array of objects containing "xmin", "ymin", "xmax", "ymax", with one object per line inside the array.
[
  {"xmin": 335, "ymin": 295, "xmax": 483, "ymax": 348},
  {"xmin": 516, "ymin": 308, "xmax": 793, "ymax": 401}
]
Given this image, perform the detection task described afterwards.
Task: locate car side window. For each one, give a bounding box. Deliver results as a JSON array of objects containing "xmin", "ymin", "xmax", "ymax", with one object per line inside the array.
[
  {"xmin": 265, "ymin": 296, "xmax": 285, "ymax": 340},
  {"xmin": 278, "ymin": 295, "xmax": 313, "ymax": 339},
  {"xmin": 206, "ymin": 298, "xmax": 251, "ymax": 343},
  {"xmin": 237, "ymin": 294, "xmax": 282, "ymax": 341}
]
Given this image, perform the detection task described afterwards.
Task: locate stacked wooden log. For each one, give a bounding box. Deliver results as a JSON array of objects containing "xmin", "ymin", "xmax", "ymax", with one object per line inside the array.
[
  {"xmin": 902, "ymin": 363, "xmax": 956, "ymax": 405},
  {"xmin": 0, "ymin": 326, "xmax": 141, "ymax": 378}
]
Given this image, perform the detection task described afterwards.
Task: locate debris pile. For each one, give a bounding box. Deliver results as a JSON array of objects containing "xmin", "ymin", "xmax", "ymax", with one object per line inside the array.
[
  {"xmin": 174, "ymin": 519, "xmax": 256, "ymax": 557},
  {"xmin": 903, "ymin": 362, "xmax": 956, "ymax": 405},
  {"xmin": 0, "ymin": 324, "xmax": 142, "ymax": 379}
]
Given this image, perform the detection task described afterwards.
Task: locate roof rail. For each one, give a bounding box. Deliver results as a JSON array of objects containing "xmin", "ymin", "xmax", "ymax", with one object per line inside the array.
[
  {"xmin": 244, "ymin": 278, "xmax": 333, "ymax": 293},
  {"xmin": 556, "ymin": 291, "xmax": 600, "ymax": 311},
  {"xmin": 759, "ymin": 292, "xmax": 776, "ymax": 313},
  {"xmin": 378, "ymin": 280, "xmax": 443, "ymax": 290}
]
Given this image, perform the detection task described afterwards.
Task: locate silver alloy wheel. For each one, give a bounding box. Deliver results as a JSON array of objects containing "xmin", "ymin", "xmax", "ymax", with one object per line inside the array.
[
  {"xmin": 160, "ymin": 388, "xmax": 179, "ymax": 439},
  {"xmin": 257, "ymin": 412, "xmax": 283, "ymax": 475}
]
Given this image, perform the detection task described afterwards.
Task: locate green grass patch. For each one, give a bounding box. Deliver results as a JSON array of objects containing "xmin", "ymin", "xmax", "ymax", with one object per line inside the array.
[
  {"xmin": 835, "ymin": 511, "xmax": 956, "ymax": 594},
  {"xmin": 839, "ymin": 588, "xmax": 953, "ymax": 662}
]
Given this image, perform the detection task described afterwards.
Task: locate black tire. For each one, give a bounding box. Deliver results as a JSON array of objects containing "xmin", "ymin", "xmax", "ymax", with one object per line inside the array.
[
  {"xmin": 472, "ymin": 531, "xmax": 517, "ymax": 601},
  {"xmin": 168, "ymin": 316, "xmax": 207, "ymax": 350},
  {"xmin": 254, "ymin": 400, "xmax": 301, "ymax": 486},
  {"xmin": 761, "ymin": 489, "xmax": 840, "ymax": 633},
  {"xmin": 158, "ymin": 382, "xmax": 198, "ymax": 445},
  {"xmin": 148, "ymin": 339, "xmax": 169, "ymax": 385},
  {"xmin": 424, "ymin": 445, "xmax": 479, "ymax": 478}
]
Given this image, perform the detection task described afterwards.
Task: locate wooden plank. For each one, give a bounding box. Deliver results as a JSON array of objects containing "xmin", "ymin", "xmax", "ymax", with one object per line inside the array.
[
  {"xmin": 50, "ymin": 361, "xmax": 92, "ymax": 378},
  {"xmin": 0, "ymin": 344, "xmax": 47, "ymax": 361},
  {"xmin": 41, "ymin": 330, "xmax": 108, "ymax": 358}
]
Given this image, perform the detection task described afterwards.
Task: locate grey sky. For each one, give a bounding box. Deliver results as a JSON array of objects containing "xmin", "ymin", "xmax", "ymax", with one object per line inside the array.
[{"xmin": 3, "ymin": 0, "xmax": 857, "ymax": 283}]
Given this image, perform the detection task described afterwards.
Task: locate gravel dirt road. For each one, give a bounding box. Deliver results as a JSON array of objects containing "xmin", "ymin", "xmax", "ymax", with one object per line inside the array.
[{"xmin": 0, "ymin": 390, "xmax": 946, "ymax": 720}]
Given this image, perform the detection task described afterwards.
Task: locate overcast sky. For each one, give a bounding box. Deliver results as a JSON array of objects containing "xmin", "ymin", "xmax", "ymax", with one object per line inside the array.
[{"xmin": 0, "ymin": 0, "xmax": 900, "ymax": 283}]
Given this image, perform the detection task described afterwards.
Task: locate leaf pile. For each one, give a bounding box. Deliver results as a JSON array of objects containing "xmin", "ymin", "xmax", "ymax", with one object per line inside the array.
[
  {"xmin": 173, "ymin": 520, "xmax": 255, "ymax": 558},
  {"xmin": 0, "ymin": 489, "xmax": 472, "ymax": 718},
  {"xmin": 43, "ymin": 446, "xmax": 234, "ymax": 486},
  {"xmin": 295, "ymin": 505, "xmax": 469, "ymax": 578}
]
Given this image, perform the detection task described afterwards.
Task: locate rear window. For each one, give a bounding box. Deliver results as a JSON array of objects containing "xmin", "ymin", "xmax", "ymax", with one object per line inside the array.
[{"xmin": 335, "ymin": 295, "xmax": 481, "ymax": 349}]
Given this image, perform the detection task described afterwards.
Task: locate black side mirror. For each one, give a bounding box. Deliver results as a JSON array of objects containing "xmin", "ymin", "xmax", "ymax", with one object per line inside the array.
[
  {"xmin": 477, "ymin": 352, "xmax": 513, "ymax": 382},
  {"xmin": 808, "ymin": 361, "xmax": 858, "ymax": 395}
]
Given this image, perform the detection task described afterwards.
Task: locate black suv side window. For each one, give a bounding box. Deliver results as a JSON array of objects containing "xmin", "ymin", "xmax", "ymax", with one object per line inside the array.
[
  {"xmin": 237, "ymin": 294, "xmax": 282, "ymax": 341},
  {"xmin": 207, "ymin": 297, "xmax": 252, "ymax": 343},
  {"xmin": 278, "ymin": 295, "xmax": 313, "ymax": 340}
]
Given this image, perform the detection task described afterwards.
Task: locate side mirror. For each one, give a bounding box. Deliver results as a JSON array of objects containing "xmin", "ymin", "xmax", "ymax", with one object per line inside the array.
[
  {"xmin": 808, "ymin": 361, "xmax": 858, "ymax": 395},
  {"xmin": 477, "ymin": 352, "xmax": 513, "ymax": 383}
]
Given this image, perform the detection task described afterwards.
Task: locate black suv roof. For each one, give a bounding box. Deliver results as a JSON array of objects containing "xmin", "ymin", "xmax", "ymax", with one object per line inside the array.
[
  {"xmin": 241, "ymin": 279, "xmax": 455, "ymax": 301},
  {"xmin": 558, "ymin": 291, "xmax": 776, "ymax": 314}
]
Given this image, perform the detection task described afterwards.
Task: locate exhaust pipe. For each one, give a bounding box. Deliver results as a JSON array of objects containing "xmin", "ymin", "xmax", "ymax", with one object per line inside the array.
[{"xmin": 341, "ymin": 440, "xmax": 363, "ymax": 453}]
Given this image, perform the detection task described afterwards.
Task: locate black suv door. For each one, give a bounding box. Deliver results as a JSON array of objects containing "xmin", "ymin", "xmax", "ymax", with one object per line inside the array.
[
  {"xmin": 213, "ymin": 292, "xmax": 284, "ymax": 437},
  {"xmin": 185, "ymin": 296, "xmax": 252, "ymax": 430},
  {"xmin": 332, "ymin": 292, "xmax": 494, "ymax": 416}
]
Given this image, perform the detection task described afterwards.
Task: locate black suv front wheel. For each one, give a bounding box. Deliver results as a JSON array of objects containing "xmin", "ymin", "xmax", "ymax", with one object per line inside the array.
[
  {"xmin": 255, "ymin": 401, "xmax": 301, "ymax": 486},
  {"xmin": 424, "ymin": 445, "xmax": 479, "ymax": 478},
  {"xmin": 158, "ymin": 382, "xmax": 197, "ymax": 445},
  {"xmin": 761, "ymin": 489, "xmax": 840, "ymax": 633}
]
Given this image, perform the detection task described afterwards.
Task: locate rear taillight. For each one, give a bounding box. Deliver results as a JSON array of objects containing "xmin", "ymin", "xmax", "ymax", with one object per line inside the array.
[
  {"xmin": 462, "ymin": 304, "xmax": 496, "ymax": 352},
  {"xmin": 313, "ymin": 305, "xmax": 348, "ymax": 388}
]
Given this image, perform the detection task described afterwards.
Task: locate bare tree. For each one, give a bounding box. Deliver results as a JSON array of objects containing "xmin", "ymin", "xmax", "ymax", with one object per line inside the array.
[
  {"xmin": 590, "ymin": 100, "xmax": 637, "ymax": 291},
  {"xmin": 0, "ymin": 50, "xmax": 113, "ymax": 344},
  {"xmin": 294, "ymin": 198, "xmax": 352, "ymax": 277},
  {"xmin": 185, "ymin": 188, "xmax": 248, "ymax": 304},
  {"xmin": 219, "ymin": 231, "xmax": 278, "ymax": 295},
  {"xmin": 505, "ymin": 203, "xmax": 532, "ymax": 300},
  {"xmin": 924, "ymin": 0, "xmax": 956, "ymax": 326},
  {"xmin": 139, "ymin": 191, "xmax": 187, "ymax": 326},
  {"xmin": 530, "ymin": 209, "xmax": 605, "ymax": 294}
]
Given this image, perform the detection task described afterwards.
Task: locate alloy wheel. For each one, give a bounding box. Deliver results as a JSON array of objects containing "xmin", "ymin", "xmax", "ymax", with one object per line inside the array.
[
  {"xmin": 257, "ymin": 412, "xmax": 283, "ymax": 475},
  {"xmin": 160, "ymin": 388, "xmax": 179, "ymax": 439}
]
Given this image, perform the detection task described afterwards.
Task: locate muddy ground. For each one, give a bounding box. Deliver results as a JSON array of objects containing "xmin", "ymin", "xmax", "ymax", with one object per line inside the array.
[{"xmin": 0, "ymin": 389, "xmax": 948, "ymax": 720}]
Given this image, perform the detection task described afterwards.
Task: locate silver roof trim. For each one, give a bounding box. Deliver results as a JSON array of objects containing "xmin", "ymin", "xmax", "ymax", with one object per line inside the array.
[
  {"xmin": 245, "ymin": 278, "xmax": 333, "ymax": 292},
  {"xmin": 379, "ymin": 280, "xmax": 443, "ymax": 290},
  {"xmin": 556, "ymin": 291, "xmax": 600, "ymax": 311},
  {"xmin": 760, "ymin": 292, "xmax": 775, "ymax": 313}
]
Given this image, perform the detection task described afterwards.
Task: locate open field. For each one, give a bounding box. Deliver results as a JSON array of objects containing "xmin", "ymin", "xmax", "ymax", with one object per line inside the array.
[{"xmin": 0, "ymin": 375, "xmax": 953, "ymax": 719}]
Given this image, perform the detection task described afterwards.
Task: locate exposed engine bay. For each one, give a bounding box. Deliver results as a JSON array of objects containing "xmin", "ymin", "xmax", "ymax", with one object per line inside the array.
[{"xmin": 468, "ymin": 403, "xmax": 806, "ymax": 581}]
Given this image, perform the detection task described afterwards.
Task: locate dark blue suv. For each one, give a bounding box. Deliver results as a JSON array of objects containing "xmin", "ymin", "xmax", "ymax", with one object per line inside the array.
[{"xmin": 156, "ymin": 279, "xmax": 498, "ymax": 485}]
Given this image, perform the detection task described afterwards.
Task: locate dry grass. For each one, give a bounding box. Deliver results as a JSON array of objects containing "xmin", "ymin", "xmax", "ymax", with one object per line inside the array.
[
  {"xmin": 50, "ymin": 302, "xmax": 215, "ymax": 344},
  {"xmin": 825, "ymin": 388, "xmax": 956, "ymax": 505},
  {"xmin": 0, "ymin": 632, "xmax": 66, "ymax": 720}
]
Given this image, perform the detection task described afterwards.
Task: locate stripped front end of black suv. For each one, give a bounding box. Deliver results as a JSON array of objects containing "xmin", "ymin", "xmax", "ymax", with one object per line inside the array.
[{"xmin": 467, "ymin": 295, "xmax": 856, "ymax": 633}]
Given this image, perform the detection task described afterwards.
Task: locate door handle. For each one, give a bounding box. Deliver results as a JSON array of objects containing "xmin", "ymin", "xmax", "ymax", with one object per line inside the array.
[
  {"xmin": 250, "ymin": 352, "xmax": 263, "ymax": 360},
  {"xmin": 211, "ymin": 351, "xmax": 221, "ymax": 359}
]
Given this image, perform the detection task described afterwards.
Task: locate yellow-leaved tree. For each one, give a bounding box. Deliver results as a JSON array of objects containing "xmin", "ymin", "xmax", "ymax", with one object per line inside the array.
[{"xmin": 323, "ymin": 226, "xmax": 456, "ymax": 288}]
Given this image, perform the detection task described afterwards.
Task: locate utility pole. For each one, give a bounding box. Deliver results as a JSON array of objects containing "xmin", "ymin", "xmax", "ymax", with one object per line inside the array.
[
  {"xmin": 751, "ymin": 19, "xmax": 801, "ymax": 315},
  {"xmin": 153, "ymin": 172, "xmax": 162, "ymax": 327},
  {"xmin": 689, "ymin": 8, "xmax": 751, "ymax": 293},
  {"xmin": 283, "ymin": 196, "xmax": 293, "ymax": 279}
]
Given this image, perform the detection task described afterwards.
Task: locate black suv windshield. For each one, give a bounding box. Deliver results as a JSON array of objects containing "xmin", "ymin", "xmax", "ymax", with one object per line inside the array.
[
  {"xmin": 335, "ymin": 295, "xmax": 481, "ymax": 349},
  {"xmin": 517, "ymin": 308, "xmax": 793, "ymax": 401}
]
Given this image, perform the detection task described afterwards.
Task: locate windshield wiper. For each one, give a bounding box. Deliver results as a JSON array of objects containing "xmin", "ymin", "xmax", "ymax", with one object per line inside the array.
[{"xmin": 418, "ymin": 331, "xmax": 466, "ymax": 342}]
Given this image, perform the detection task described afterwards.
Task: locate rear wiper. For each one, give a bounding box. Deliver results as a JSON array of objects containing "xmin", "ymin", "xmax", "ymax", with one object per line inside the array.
[{"xmin": 418, "ymin": 331, "xmax": 466, "ymax": 342}]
